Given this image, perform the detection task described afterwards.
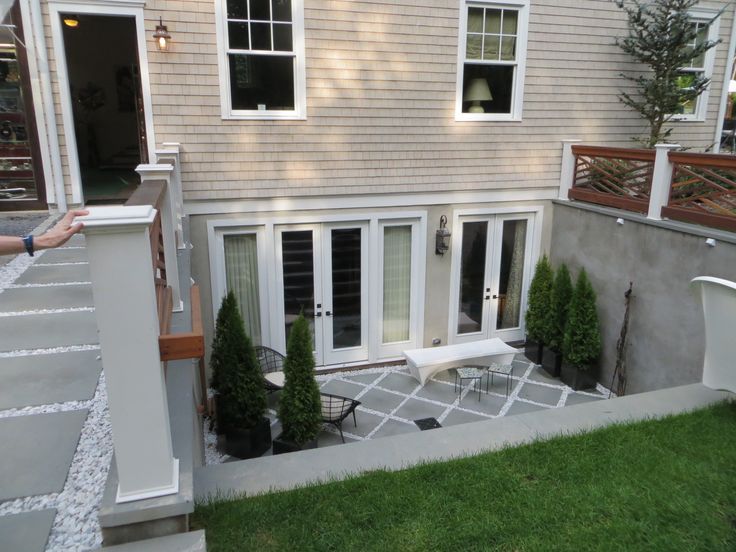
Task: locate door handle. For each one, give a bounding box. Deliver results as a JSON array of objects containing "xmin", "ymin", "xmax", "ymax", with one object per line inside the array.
[
  {"xmin": 485, "ymin": 296, "xmax": 490, "ymax": 300},
  {"xmin": 493, "ymin": 295, "xmax": 498, "ymax": 299},
  {"xmin": 325, "ymin": 311, "xmax": 332, "ymax": 317},
  {"xmin": 316, "ymin": 312, "xmax": 322, "ymax": 317}
]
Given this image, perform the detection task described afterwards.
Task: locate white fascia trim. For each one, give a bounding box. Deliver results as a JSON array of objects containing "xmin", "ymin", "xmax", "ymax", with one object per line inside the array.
[
  {"xmin": 713, "ymin": 4, "xmax": 736, "ymax": 152},
  {"xmin": 454, "ymin": 0, "xmax": 530, "ymax": 122},
  {"xmin": 185, "ymin": 188, "xmax": 559, "ymax": 216}
]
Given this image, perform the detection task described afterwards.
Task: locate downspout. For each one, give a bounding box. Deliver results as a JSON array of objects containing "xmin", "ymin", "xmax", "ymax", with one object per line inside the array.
[
  {"xmin": 713, "ymin": 3, "xmax": 736, "ymax": 153},
  {"xmin": 27, "ymin": 0, "xmax": 67, "ymax": 211}
]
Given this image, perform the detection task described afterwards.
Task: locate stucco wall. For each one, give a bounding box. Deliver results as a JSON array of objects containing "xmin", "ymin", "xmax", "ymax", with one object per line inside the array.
[{"xmin": 549, "ymin": 201, "xmax": 736, "ymax": 395}]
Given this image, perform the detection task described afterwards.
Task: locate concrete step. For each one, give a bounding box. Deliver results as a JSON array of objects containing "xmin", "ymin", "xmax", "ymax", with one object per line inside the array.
[
  {"xmin": 195, "ymin": 383, "xmax": 732, "ymax": 500},
  {"xmin": 103, "ymin": 530, "xmax": 206, "ymax": 551}
]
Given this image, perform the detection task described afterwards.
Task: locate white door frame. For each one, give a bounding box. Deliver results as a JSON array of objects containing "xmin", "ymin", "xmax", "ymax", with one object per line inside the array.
[
  {"xmin": 448, "ymin": 206, "xmax": 544, "ymax": 345},
  {"xmin": 49, "ymin": 0, "xmax": 156, "ymax": 205}
]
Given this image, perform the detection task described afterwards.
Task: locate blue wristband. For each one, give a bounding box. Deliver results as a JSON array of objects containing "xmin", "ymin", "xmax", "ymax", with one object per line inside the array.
[{"xmin": 22, "ymin": 235, "xmax": 34, "ymax": 256}]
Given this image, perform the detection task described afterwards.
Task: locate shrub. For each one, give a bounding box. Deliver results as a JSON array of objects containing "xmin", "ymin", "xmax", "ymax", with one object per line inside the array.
[
  {"xmin": 525, "ymin": 255, "xmax": 553, "ymax": 342},
  {"xmin": 547, "ymin": 264, "xmax": 573, "ymax": 352},
  {"xmin": 210, "ymin": 291, "xmax": 267, "ymax": 431},
  {"xmin": 278, "ymin": 314, "xmax": 322, "ymax": 446},
  {"xmin": 562, "ymin": 269, "xmax": 602, "ymax": 368}
]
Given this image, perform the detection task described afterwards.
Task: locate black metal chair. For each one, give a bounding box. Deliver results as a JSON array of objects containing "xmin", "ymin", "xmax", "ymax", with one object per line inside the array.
[
  {"xmin": 254, "ymin": 345, "xmax": 286, "ymax": 393},
  {"xmin": 320, "ymin": 393, "xmax": 361, "ymax": 443}
]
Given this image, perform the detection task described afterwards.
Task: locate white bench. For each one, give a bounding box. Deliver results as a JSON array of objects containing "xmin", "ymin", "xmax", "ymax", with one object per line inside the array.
[{"xmin": 403, "ymin": 338, "xmax": 518, "ymax": 385}]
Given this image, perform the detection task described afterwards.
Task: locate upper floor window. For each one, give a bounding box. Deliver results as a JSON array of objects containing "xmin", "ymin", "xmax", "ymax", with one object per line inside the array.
[
  {"xmin": 217, "ymin": 0, "xmax": 306, "ymax": 119},
  {"xmin": 673, "ymin": 13, "xmax": 719, "ymax": 122},
  {"xmin": 455, "ymin": 0, "xmax": 529, "ymax": 121}
]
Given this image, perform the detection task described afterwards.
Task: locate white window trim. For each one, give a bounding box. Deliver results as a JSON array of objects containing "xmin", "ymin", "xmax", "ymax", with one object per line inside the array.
[
  {"xmin": 454, "ymin": 0, "xmax": 530, "ymax": 122},
  {"xmin": 214, "ymin": 0, "xmax": 307, "ymax": 120},
  {"xmin": 671, "ymin": 7, "xmax": 721, "ymax": 123}
]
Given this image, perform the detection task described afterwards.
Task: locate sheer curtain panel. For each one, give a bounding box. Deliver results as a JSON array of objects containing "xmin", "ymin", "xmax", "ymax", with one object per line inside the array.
[{"xmin": 224, "ymin": 234, "xmax": 262, "ymax": 344}]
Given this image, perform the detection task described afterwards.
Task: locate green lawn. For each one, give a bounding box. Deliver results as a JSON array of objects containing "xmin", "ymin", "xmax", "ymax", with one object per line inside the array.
[{"xmin": 193, "ymin": 402, "xmax": 736, "ymax": 551}]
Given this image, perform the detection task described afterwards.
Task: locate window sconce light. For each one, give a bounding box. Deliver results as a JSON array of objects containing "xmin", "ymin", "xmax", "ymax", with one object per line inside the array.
[
  {"xmin": 153, "ymin": 17, "xmax": 171, "ymax": 52},
  {"xmin": 63, "ymin": 15, "xmax": 79, "ymax": 28},
  {"xmin": 436, "ymin": 215, "xmax": 451, "ymax": 255}
]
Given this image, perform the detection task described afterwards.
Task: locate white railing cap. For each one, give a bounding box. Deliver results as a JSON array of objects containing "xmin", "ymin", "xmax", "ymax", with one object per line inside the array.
[
  {"xmin": 136, "ymin": 163, "xmax": 174, "ymax": 175},
  {"xmin": 76, "ymin": 205, "xmax": 157, "ymax": 233}
]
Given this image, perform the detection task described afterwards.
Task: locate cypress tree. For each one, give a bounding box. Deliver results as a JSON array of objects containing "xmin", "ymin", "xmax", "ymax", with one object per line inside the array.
[
  {"xmin": 525, "ymin": 255, "xmax": 553, "ymax": 343},
  {"xmin": 548, "ymin": 264, "xmax": 573, "ymax": 352},
  {"xmin": 562, "ymin": 269, "xmax": 602, "ymax": 368},
  {"xmin": 278, "ymin": 314, "xmax": 322, "ymax": 446}
]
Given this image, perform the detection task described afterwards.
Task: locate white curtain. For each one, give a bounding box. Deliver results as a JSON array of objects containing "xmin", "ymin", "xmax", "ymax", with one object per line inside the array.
[
  {"xmin": 382, "ymin": 226, "xmax": 412, "ymax": 343},
  {"xmin": 501, "ymin": 220, "xmax": 527, "ymax": 329},
  {"xmin": 224, "ymin": 234, "xmax": 262, "ymax": 344}
]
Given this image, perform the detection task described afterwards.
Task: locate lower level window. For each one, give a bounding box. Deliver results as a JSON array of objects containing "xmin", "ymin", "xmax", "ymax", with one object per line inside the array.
[
  {"xmin": 224, "ymin": 233, "xmax": 262, "ymax": 344},
  {"xmin": 382, "ymin": 225, "xmax": 412, "ymax": 344}
]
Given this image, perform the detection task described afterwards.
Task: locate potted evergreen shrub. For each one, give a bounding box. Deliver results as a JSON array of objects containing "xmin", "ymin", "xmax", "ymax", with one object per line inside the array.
[
  {"xmin": 561, "ymin": 269, "xmax": 602, "ymax": 391},
  {"xmin": 210, "ymin": 292, "xmax": 271, "ymax": 459},
  {"xmin": 541, "ymin": 264, "xmax": 573, "ymax": 377},
  {"xmin": 524, "ymin": 255, "xmax": 553, "ymax": 364},
  {"xmin": 273, "ymin": 314, "xmax": 322, "ymax": 455}
]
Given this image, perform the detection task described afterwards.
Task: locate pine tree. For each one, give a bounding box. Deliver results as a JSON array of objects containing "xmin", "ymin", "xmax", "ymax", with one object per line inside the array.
[
  {"xmin": 210, "ymin": 291, "xmax": 267, "ymax": 432},
  {"xmin": 278, "ymin": 314, "xmax": 322, "ymax": 446},
  {"xmin": 547, "ymin": 264, "xmax": 573, "ymax": 352},
  {"xmin": 616, "ymin": 0, "xmax": 722, "ymax": 147},
  {"xmin": 525, "ymin": 255, "xmax": 553, "ymax": 343},
  {"xmin": 562, "ymin": 269, "xmax": 602, "ymax": 368}
]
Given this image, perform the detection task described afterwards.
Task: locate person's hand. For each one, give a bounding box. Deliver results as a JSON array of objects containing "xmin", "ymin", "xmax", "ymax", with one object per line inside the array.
[{"xmin": 34, "ymin": 209, "xmax": 89, "ymax": 250}]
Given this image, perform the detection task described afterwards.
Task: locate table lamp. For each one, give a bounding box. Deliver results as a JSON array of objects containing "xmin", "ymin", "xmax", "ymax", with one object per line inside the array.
[{"xmin": 464, "ymin": 78, "xmax": 492, "ymax": 113}]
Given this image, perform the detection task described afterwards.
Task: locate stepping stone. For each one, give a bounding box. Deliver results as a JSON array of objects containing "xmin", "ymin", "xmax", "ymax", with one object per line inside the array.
[
  {"xmin": 37, "ymin": 247, "xmax": 88, "ymax": 264},
  {"xmin": 378, "ymin": 372, "xmax": 420, "ymax": 395},
  {"xmin": 0, "ymin": 350, "xmax": 101, "ymax": 409},
  {"xmin": 14, "ymin": 264, "xmax": 90, "ymax": 285},
  {"xmin": 103, "ymin": 530, "xmax": 206, "ymax": 551},
  {"xmin": 415, "ymin": 380, "xmax": 457, "ymax": 405},
  {"xmin": 517, "ymin": 382, "xmax": 563, "ymax": 406},
  {"xmin": 0, "ymin": 410, "xmax": 87, "ymax": 500},
  {"xmin": 0, "ymin": 284, "xmax": 94, "ymax": 312},
  {"xmin": 0, "ymin": 508, "xmax": 55, "ymax": 552},
  {"xmin": 356, "ymin": 388, "xmax": 405, "ymax": 414},
  {"xmin": 0, "ymin": 311, "xmax": 98, "ymax": 351}
]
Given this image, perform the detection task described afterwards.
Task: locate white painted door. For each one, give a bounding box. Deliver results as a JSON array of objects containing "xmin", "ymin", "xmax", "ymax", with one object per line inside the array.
[
  {"xmin": 276, "ymin": 223, "xmax": 369, "ymax": 366},
  {"xmin": 452, "ymin": 214, "xmax": 533, "ymax": 344}
]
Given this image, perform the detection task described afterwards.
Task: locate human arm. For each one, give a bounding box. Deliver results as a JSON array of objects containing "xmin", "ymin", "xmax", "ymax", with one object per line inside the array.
[{"xmin": 0, "ymin": 209, "xmax": 89, "ymax": 256}]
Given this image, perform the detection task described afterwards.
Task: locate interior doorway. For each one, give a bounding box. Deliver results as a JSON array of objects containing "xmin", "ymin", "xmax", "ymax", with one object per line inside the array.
[{"xmin": 60, "ymin": 13, "xmax": 146, "ymax": 204}]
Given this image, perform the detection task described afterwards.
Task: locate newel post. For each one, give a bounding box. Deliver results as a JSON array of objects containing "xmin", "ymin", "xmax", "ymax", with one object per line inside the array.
[
  {"xmin": 78, "ymin": 206, "xmax": 179, "ymax": 503},
  {"xmin": 558, "ymin": 139, "xmax": 582, "ymax": 200},
  {"xmin": 648, "ymin": 143, "xmax": 680, "ymax": 220},
  {"xmin": 156, "ymin": 142, "xmax": 184, "ymax": 249},
  {"xmin": 136, "ymin": 163, "xmax": 182, "ymax": 312}
]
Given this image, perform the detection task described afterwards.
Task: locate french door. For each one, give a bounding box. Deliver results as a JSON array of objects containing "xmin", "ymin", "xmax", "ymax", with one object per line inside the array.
[
  {"xmin": 276, "ymin": 223, "xmax": 369, "ymax": 365},
  {"xmin": 451, "ymin": 214, "xmax": 533, "ymax": 344}
]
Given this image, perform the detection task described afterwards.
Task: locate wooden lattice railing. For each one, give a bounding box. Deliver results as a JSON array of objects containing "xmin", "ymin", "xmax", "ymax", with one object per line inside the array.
[
  {"xmin": 662, "ymin": 152, "xmax": 736, "ymax": 232},
  {"xmin": 569, "ymin": 145, "xmax": 656, "ymax": 214}
]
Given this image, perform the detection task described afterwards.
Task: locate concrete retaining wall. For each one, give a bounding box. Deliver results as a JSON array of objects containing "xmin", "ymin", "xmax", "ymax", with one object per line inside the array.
[{"xmin": 550, "ymin": 201, "xmax": 736, "ymax": 394}]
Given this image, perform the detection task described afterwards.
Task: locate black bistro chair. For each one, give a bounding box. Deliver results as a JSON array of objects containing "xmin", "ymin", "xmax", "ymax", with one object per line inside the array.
[
  {"xmin": 320, "ymin": 393, "xmax": 361, "ymax": 443},
  {"xmin": 254, "ymin": 345, "xmax": 286, "ymax": 393}
]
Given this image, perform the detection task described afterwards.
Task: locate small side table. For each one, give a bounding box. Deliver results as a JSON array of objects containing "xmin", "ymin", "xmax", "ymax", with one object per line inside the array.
[
  {"xmin": 454, "ymin": 366, "xmax": 486, "ymax": 401},
  {"xmin": 487, "ymin": 363, "xmax": 514, "ymax": 397}
]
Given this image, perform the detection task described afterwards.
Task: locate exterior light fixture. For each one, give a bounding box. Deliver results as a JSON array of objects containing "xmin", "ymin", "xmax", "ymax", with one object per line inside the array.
[
  {"xmin": 435, "ymin": 215, "xmax": 451, "ymax": 255},
  {"xmin": 63, "ymin": 15, "xmax": 79, "ymax": 28},
  {"xmin": 153, "ymin": 17, "xmax": 171, "ymax": 51}
]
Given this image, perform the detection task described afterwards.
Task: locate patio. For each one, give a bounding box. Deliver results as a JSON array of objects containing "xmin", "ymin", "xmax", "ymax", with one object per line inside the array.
[{"xmin": 206, "ymin": 357, "xmax": 611, "ymax": 463}]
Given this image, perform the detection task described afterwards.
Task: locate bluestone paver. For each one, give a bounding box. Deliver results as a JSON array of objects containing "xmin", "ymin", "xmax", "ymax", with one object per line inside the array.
[
  {"xmin": 14, "ymin": 263, "xmax": 90, "ymax": 285},
  {"xmin": 0, "ymin": 410, "xmax": 87, "ymax": 500},
  {"xmin": 517, "ymin": 382, "xmax": 563, "ymax": 406},
  {"xmin": 357, "ymin": 388, "xmax": 406, "ymax": 414},
  {"xmin": 319, "ymin": 379, "xmax": 364, "ymax": 399},
  {"xmin": 441, "ymin": 408, "xmax": 489, "ymax": 427},
  {"xmin": 343, "ymin": 371, "xmax": 383, "ymax": 385},
  {"xmin": 346, "ymin": 411, "xmax": 384, "ymax": 437},
  {"xmin": 506, "ymin": 400, "xmax": 550, "ymax": 416},
  {"xmin": 0, "ymin": 508, "xmax": 55, "ymax": 552},
  {"xmin": 0, "ymin": 350, "xmax": 101, "ymax": 409},
  {"xmin": 415, "ymin": 380, "xmax": 457, "ymax": 403},
  {"xmin": 393, "ymin": 398, "xmax": 446, "ymax": 421},
  {"xmin": 0, "ymin": 284, "xmax": 94, "ymax": 311},
  {"xmin": 565, "ymin": 392, "xmax": 606, "ymax": 406},
  {"xmin": 370, "ymin": 419, "xmax": 418, "ymax": 439},
  {"xmin": 101, "ymin": 529, "xmax": 206, "ymax": 552},
  {"xmin": 378, "ymin": 372, "xmax": 421, "ymax": 394},
  {"xmin": 0, "ymin": 311, "xmax": 98, "ymax": 351}
]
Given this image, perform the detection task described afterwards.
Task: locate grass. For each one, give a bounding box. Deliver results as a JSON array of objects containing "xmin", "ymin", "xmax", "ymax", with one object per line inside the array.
[{"xmin": 193, "ymin": 402, "xmax": 736, "ymax": 551}]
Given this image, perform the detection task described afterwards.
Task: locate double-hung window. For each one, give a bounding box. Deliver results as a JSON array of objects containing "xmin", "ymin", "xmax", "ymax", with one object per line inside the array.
[
  {"xmin": 673, "ymin": 11, "xmax": 719, "ymax": 122},
  {"xmin": 455, "ymin": 0, "xmax": 529, "ymax": 121},
  {"xmin": 217, "ymin": 0, "xmax": 306, "ymax": 119}
]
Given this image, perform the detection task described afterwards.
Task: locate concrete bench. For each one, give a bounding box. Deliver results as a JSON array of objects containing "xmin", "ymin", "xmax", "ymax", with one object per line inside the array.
[{"xmin": 403, "ymin": 338, "xmax": 518, "ymax": 385}]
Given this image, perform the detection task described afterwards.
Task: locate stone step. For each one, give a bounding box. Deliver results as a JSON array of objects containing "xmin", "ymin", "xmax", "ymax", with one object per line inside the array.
[{"xmin": 103, "ymin": 530, "xmax": 206, "ymax": 551}]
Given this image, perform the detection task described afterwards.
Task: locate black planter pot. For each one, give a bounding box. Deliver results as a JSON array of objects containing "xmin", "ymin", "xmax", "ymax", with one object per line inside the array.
[
  {"xmin": 541, "ymin": 347, "xmax": 563, "ymax": 378},
  {"xmin": 560, "ymin": 361, "xmax": 598, "ymax": 391},
  {"xmin": 524, "ymin": 337, "xmax": 544, "ymax": 364},
  {"xmin": 215, "ymin": 398, "xmax": 226, "ymax": 436},
  {"xmin": 272, "ymin": 433, "xmax": 318, "ymax": 455},
  {"xmin": 224, "ymin": 417, "xmax": 272, "ymax": 459}
]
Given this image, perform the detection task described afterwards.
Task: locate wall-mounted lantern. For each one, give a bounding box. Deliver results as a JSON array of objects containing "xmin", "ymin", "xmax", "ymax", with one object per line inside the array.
[
  {"xmin": 435, "ymin": 215, "xmax": 451, "ymax": 255},
  {"xmin": 63, "ymin": 15, "xmax": 79, "ymax": 28},
  {"xmin": 153, "ymin": 17, "xmax": 171, "ymax": 52}
]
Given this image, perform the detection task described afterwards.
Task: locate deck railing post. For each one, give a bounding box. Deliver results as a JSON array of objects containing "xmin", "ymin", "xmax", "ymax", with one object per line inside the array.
[
  {"xmin": 136, "ymin": 163, "xmax": 182, "ymax": 312},
  {"xmin": 156, "ymin": 143, "xmax": 184, "ymax": 249},
  {"xmin": 648, "ymin": 143, "xmax": 680, "ymax": 220},
  {"xmin": 77, "ymin": 206, "xmax": 179, "ymax": 504},
  {"xmin": 558, "ymin": 139, "xmax": 582, "ymax": 200}
]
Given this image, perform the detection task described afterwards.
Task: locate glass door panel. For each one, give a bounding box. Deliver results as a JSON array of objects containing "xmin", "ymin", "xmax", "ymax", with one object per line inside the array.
[
  {"xmin": 457, "ymin": 221, "xmax": 488, "ymax": 335},
  {"xmin": 382, "ymin": 225, "xmax": 412, "ymax": 344},
  {"xmin": 281, "ymin": 229, "xmax": 316, "ymax": 346},
  {"xmin": 330, "ymin": 228, "xmax": 362, "ymax": 349},
  {"xmin": 495, "ymin": 219, "xmax": 527, "ymax": 331},
  {"xmin": 224, "ymin": 233, "xmax": 262, "ymax": 344}
]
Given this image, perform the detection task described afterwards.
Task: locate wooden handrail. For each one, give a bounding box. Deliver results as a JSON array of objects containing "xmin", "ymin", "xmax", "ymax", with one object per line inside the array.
[
  {"xmin": 668, "ymin": 151, "xmax": 736, "ymax": 169},
  {"xmin": 159, "ymin": 284, "xmax": 205, "ymax": 362},
  {"xmin": 125, "ymin": 179, "xmax": 166, "ymax": 208},
  {"xmin": 572, "ymin": 145, "xmax": 656, "ymax": 162}
]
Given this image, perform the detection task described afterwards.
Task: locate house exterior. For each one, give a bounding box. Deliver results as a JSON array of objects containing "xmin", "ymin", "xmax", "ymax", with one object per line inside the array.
[{"xmin": 10, "ymin": 0, "xmax": 736, "ymax": 370}]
